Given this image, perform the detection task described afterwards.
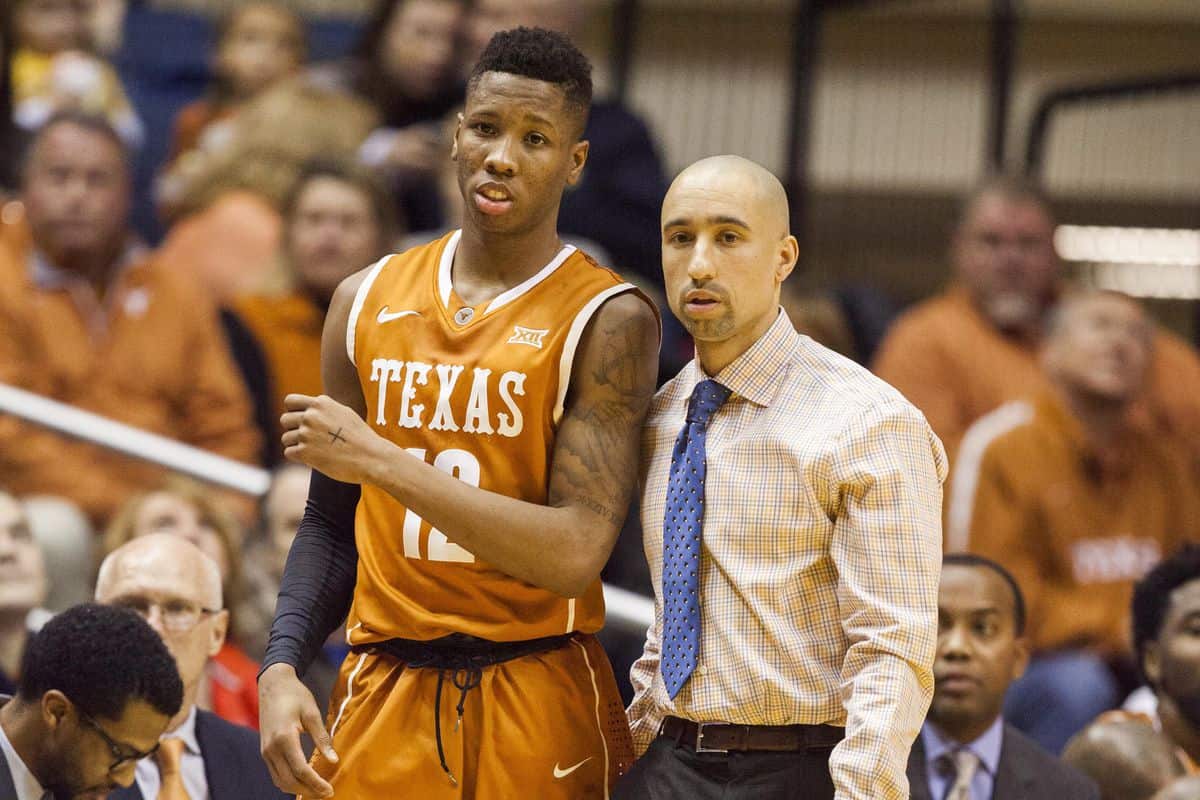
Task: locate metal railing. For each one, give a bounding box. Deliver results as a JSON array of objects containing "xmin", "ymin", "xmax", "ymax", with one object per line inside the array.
[{"xmin": 0, "ymin": 382, "xmax": 656, "ymax": 633}]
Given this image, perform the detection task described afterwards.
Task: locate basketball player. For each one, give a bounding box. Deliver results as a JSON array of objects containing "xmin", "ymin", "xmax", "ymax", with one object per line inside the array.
[{"xmin": 257, "ymin": 27, "xmax": 659, "ymax": 800}]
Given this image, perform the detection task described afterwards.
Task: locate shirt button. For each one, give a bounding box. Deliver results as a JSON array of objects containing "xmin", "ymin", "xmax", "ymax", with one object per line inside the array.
[{"xmin": 695, "ymin": 665, "xmax": 707, "ymax": 676}]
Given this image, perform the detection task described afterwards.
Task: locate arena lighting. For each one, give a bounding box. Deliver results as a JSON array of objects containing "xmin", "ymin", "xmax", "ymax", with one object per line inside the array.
[{"xmin": 1054, "ymin": 225, "xmax": 1200, "ymax": 300}]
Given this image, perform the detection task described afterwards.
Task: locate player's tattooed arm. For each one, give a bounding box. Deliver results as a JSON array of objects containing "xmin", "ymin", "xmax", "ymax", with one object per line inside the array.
[{"xmin": 549, "ymin": 293, "xmax": 660, "ymax": 530}]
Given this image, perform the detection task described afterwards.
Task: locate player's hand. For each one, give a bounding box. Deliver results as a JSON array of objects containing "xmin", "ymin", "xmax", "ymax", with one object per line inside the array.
[
  {"xmin": 281, "ymin": 394, "xmax": 390, "ymax": 484},
  {"xmin": 259, "ymin": 663, "xmax": 337, "ymax": 798}
]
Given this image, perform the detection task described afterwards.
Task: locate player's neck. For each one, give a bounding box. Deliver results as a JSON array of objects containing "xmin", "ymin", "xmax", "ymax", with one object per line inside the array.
[{"xmin": 455, "ymin": 220, "xmax": 564, "ymax": 299}]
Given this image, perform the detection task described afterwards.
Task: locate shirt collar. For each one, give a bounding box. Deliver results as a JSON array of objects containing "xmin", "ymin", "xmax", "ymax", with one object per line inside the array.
[
  {"xmin": 27, "ymin": 243, "xmax": 143, "ymax": 290},
  {"xmin": 168, "ymin": 704, "xmax": 201, "ymax": 756},
  {"xmin": 698, "ymin": 308, "xmax": 797, "ymax": 408},
  {"xmin": 923, "ymin": 716, "xmax": 1005, "ymax": 778},
  {"xmin": 0, "ymin": 709, "xmax": 47, "ymax": 800}
]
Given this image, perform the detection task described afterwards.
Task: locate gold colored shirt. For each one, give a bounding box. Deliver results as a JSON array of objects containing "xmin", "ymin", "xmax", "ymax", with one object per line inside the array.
[{"xmin": 629, "ymin": 310, "xmax": 947, "ymax": 800}]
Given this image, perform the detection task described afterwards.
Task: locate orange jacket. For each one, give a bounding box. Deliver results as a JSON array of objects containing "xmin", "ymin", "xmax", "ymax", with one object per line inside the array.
[
  {"xmin": 872, "ymin": 286, "xmax": 1200, "ymax": 463},
  {"xmin": 234, "ymin": 291, "xmax": 323, "ymax": 422},
  {"xmin": 948, "ymin": 390, "xmax": 1200, "ymax": 655},
  {"xmin": 0, "ymin": 223, "xmax": 260, "ymax": 523}
]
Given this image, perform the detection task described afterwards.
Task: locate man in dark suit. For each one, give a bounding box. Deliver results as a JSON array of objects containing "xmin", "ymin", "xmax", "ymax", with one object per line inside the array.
[
  {"xmin": 95, "ymin": 534, "xmax": 285, "ymax": 800},
  {"xmin": 1, "ymin": 604, "xmax": 182, "ymax": 800},
  {"xmin": 908, "ymin": 554, "xmax": 1099, "ymax": 800}
]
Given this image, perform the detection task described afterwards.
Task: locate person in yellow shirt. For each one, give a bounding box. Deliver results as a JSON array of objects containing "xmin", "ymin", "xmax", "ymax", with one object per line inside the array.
[{"xmin": 11, "ymin": 0, "xmax": 142, "ymax": 145}]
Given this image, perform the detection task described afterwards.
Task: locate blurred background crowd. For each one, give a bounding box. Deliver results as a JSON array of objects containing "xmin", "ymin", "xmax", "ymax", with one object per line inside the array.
[{"xmin": 0, "ymin": 1, "xmax": 1198, "ymax": 798}]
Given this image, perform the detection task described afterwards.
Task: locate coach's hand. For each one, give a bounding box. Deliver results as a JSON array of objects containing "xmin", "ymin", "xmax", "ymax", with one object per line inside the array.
[
  {"xmin": 281, "ymin": 394, "xmax": 392, "ymax": 485},
  {"xmin": 259, "ymin": 662, "xmax": 337, "ymax": 798}
]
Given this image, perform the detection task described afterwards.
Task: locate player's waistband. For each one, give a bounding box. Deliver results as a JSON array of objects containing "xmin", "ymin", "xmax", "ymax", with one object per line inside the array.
[{"xmin": 349, "ymin": 631, "xmax": 575, "ymax": 670}]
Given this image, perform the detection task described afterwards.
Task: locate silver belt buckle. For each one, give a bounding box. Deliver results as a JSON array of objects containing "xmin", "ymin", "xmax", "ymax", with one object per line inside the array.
[{"xmin": 694, "ymin": 722, "xmax": 729, "ymax": 754}]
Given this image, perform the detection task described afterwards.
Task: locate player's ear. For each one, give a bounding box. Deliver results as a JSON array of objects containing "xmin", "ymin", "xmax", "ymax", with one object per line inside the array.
[
  {"xmin": 566, "ymin": 139, "xmax": 588, "ymax": 187},
  {"xmin": 451, "ymin": 112, "xmax": 463, "ymax": 162}
]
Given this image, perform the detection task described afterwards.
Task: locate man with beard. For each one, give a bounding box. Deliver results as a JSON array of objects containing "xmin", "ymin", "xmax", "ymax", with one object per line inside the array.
[
  {"xmin": 0, "ymin": 603, "xmax": 182, "ymax": 800},
  {"xmin": 909, "ymin": 554, "xmax": 1098, "ymax": 799},
  {"xmin": 620, "ymin": 155, "xmax": 945, "ymax": 800},
  {"xmin": 872, "ymin": 175, "xmax": 1200, "ymax": 464}
]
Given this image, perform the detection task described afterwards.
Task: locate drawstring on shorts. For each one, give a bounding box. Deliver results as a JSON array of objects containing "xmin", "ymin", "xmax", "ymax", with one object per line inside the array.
[{"xmin": 432, "ymin": 665, "xmax": 483, "ymax": 786}]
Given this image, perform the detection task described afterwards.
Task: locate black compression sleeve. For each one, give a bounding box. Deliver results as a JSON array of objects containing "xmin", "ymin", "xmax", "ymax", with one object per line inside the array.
[{"xmin": 260, "ymin": 471, "xmax": 360, "ymax": 678}]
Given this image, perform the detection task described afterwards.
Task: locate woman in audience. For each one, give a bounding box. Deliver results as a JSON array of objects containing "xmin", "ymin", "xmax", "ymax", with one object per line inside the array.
[
  {"xmin": 155, "ymin": 81, "xmax": 377, "ymax": 302},
  {"xmin": 234, "ymin": 157, "xmax": 398, "ymax": 447},
  {"xmin": 311, "ymin": 0, "xmax": 469, "ymax": 232},
  {"xmin": 102, "ymin": 477, "xmax": 263, "ymax": 729},
  {"xmin": 0, "ymin": 489, "xmax": 48, "ymax": 696}
]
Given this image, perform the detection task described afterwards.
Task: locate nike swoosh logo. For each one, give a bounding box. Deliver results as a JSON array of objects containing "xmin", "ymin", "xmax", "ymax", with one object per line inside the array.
[
  {"xmin": 553, "ymin": 757, "xmax": 592, "ymax": 779},
  {"xmin": 377, "ymin": 306, "xmax": 421, "ymax": 323}
]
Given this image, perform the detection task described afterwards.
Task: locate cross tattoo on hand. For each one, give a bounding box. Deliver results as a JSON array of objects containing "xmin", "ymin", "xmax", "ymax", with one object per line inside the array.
[{"xmin": 330, "ymin": 427, "xmax": 346, "ymax": 445}]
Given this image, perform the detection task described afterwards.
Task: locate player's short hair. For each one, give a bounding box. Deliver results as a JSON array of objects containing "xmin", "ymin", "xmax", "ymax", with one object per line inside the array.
[
  {"xmin": 943, "ymin": 553, "xmax": 1027, "ymax": 635},
  {"xmin": 18, "ymin": 603, "xmax": 183, "ymax": 720},
  {"xmin": 1133, "ymin": 543, "xmax": 1200, "ymax": 685},
  {"xmin": 468, "ymin": 26, "xmax": 592, "ymax": 134}
]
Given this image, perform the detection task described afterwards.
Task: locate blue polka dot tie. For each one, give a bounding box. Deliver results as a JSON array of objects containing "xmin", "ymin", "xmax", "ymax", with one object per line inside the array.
[{"xmin": 660, "ymin": 378, "xmax": 731, "ymax": 699}]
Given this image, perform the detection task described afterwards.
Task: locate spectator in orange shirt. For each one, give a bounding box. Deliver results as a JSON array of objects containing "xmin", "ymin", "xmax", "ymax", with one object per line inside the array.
[
  {"xmin": 234, "ymin": 158, "xmax": 398, "ymax": 455},
  {"xmin": 872, "ymin": 174, "xmax": 1200, "ymax": 464},
  {"xmin": 0, "ymin": 112, "xmax": 260, "ymax": 524},
  {"xmin": 949, "ymin": 290, "xmax": 1200, "ymax": 753}
]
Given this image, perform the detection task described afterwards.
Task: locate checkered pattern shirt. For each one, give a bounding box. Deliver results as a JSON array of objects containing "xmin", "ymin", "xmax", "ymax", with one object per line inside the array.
[{"xmin": 627, "ymin": 310, "xmax": 947, "ymax": 800}]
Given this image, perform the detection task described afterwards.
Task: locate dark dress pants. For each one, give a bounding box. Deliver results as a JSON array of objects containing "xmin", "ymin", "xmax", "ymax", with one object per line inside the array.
[{"xmin": 613, "ymin": 736, "xmax": 837, "ymax": 799}]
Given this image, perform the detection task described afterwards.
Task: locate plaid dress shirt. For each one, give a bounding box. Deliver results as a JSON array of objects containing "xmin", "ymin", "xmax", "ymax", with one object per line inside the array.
[{"xmin": 628, "ymin": 310, "xmax": 947, "ymax": 800}]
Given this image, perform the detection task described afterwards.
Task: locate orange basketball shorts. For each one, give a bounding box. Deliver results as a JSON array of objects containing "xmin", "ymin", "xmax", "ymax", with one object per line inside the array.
[{"xmin": 306, "ymin": 634, "xmax": 633, "ymax": 799}]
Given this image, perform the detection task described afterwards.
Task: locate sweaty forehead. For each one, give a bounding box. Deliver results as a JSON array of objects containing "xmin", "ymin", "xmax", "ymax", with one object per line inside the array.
[{"xmin": 467, "ymin": 72, "xmax": 569, "ymax": 119}]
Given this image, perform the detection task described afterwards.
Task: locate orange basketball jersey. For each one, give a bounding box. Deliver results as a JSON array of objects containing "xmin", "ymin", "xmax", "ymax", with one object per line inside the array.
[{"xmin": 345, "ymin": 230, "xmax": 647, "ymax": 645}]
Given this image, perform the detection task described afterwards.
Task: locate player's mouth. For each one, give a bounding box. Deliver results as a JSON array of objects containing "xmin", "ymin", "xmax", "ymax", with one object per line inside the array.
[
  {"xmin": 683, "ymin": 290, "xmax": 723, "ymax": 316},
  {"xmin": 474, "ymin": 182, "xmax": 515, "ymax": 216}
]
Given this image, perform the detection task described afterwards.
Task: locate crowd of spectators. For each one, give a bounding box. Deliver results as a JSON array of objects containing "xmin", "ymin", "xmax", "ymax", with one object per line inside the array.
[{"xmin": 0, "ymin": 0, "xmax": 1197, "ymax": 797}]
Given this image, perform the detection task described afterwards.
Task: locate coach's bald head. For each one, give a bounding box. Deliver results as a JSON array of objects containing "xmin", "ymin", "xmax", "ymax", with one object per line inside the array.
[{"xmin": 661, "ymin": 155, "xmax": 798, "ymax": 375}]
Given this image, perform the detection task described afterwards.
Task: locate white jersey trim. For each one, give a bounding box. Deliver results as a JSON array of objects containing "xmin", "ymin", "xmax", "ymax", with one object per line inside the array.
[
  {"xmin": 329, "ymin": 652, "xmax": 368, "ymax": 738},
  {"xmin": 572, "ymin": 638, "xmax": 611, "ymax": 800},
  {"xmin": 436, "ymin": 228, "xmax": 576, "ymax": 318},
  {"xmin": 553, "ymin": 283, "xmax": 637, "ymax": 425},
  {"xmin": 436, "ymin": 229, "xmax": 463, "ymax": 309},
  {"xmin": 946, "ymin": 401, "xmax": 1035, "ymax": 552},
  {"xmin": 345, "ymin": 255, "xmax": 393, "ymax": 366}
]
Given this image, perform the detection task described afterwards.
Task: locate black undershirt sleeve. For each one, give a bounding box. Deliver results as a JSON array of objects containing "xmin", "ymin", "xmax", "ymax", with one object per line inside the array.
[{"xmin": 260, "ymin": 471, "xmax": 360, "ymax": 679}]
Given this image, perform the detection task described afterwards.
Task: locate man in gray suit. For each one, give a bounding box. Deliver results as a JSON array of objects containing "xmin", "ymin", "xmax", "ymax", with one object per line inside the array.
[
  {"xmin": 0, "ymin": 603, "xmax": 181, "ymax": 800},
  {"xmin": 908, "ymin": 554, "xmax": 1099, "ymax": 800}
]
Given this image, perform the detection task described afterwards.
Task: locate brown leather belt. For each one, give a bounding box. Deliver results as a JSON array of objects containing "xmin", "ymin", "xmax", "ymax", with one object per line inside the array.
[{"xmin": 659, "ymin": 716, "xmax": 844, "ymax": 753}]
